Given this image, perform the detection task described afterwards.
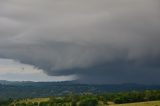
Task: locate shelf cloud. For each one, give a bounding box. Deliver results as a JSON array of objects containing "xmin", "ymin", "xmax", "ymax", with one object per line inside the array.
[{"xmin": 0, "ymin": 0, "xmax": 160, "ymax": 84}]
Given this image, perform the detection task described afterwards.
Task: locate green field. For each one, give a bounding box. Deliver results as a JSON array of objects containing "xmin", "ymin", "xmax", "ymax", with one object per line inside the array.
[
  {"xmin": 7, "ymin": 90, "xmax": 160, "ymax": 106},
  {"xmin": 10, "ymin": 98, "xmax": 50, "ymax": 106},
  {"xmin": 110, "ymin": 101, "xmax": 160, "ymax": 106},
  {"xmin": 11, "ymin": 98, "xmax": 105, "ymax": 106},
  {"xmin": 12, "ymin": 98, "xmax": 49, "ymax": 104},
  {"xmin": 11, "ymin": 98, "xmax": 160, "ymax": 106}
]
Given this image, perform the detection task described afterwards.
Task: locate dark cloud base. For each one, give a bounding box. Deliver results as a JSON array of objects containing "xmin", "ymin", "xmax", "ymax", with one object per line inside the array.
[{"xmin": 0, "ymin": 0, "xmax": 160, "ymax": 84}]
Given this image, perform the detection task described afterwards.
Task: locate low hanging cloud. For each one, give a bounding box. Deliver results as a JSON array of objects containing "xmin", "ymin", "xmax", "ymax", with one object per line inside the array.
[{"xmin": 0, "ymin": 0, "xmax": 160, "ymax": 84}]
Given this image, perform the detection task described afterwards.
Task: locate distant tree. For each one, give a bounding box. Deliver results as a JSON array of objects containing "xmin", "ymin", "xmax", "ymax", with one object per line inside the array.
[
  {"xmin": 21, "ymin": 102, "xmax": 27, "ymax": 106},
  {"xmin": 114, "ymin": 97, "xmax": 124, "ymax": 104},
  {"xmin": 33, "ymin": 102, "xmax": 38, "ymax": 106},
  {"xmin": 71, "ymin": 100, "xmax": 77, "ymax": 106},
  {"xmin": 79, "ymin": 98, "xmax": 98, "ymax": 106},
  {"xmin": 16, "ymin": 103, "xmax": 21, "ymax": 106},
  {"xmin": 39, "ymin": 101, "xmax": 49, "ymax": 106},
  {"xmin": 27, "ymin": 102, "xmax": 33, "ymax": 106}
]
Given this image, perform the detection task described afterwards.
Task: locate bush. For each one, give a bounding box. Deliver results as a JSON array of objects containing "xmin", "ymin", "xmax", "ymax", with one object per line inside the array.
[
  {"xmin": 27, "ymin": 102, "xmax": 33, "ymax": 106},
  {"xmin": 79, "ymin": 98, "xmax": 98, "ymax": 106},
  {"xmin": 33, "ymin": 102, "xmax": 38, "ymax": 106},
  {"xmin": 39, "ymin": 101, "xmax": 49, "ymax": 106},
  {"xmin": 21, "ymin": 102, "xmax": 27, "ymax": 106}
]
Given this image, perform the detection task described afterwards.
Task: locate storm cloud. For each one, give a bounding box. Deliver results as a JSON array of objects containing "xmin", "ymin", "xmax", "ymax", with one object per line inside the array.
[{"xmin": 0, "ymin": 0, "xmax": 160, "ymax": 84}]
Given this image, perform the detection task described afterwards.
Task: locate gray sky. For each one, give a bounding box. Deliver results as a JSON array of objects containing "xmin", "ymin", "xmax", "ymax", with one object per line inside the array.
[
  {"xmin": 0, "ymin": 59, "xmax": 76, "ymax": 81},
  {"xmin": 0, "ymin": 0, "xmax": 160, "ymax": 84}
]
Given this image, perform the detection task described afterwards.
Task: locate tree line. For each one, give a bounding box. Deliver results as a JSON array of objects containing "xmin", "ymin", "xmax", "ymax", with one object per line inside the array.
[{"xmin": 4, "ymin": 90, "xmax": 160, "ymax": 106}]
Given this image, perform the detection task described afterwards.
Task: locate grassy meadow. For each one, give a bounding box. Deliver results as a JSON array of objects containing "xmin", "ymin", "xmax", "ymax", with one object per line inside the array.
[
  {"xmin": 110, "ymin": 101, "xmax": 160, "ymax": 106},
  {"xmin": 11, "ymin": 98, "xmax": 160, "ymax": 106}
]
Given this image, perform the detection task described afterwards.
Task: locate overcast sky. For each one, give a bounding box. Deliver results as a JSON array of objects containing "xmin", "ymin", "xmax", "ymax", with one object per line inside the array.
[{"xmin": 0, "ymin": 0, "xmax": 160, "ymax": 84}]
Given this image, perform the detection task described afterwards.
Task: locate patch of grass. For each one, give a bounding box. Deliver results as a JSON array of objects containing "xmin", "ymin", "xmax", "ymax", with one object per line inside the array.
[
  {"xmin": 110, "ymin": 101, "xmax": 160, "ymax": 106},
  {"xmin": 11, "ymin": 98, "xmax": 50, "ymax": 105},
  {"xmin": 10, "ymin": 97, "xmax": 160, "ymax": 106}
]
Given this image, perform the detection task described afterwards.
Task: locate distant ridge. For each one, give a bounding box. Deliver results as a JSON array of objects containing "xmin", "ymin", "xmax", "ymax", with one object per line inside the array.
[{"xmin": 0, "ymin": 80, "xmax": 160, "ymax": 99}]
